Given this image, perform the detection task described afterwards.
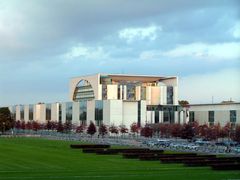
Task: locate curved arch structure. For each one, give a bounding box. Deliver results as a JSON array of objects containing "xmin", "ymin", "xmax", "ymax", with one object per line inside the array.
[{"xmin": 73, "ymin": 79, "xmax": 95, "ymax": 101}]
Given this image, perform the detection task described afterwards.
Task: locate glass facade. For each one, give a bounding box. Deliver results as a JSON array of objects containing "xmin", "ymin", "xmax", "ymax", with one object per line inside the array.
[
  {"xmin": 155, "ymin": 111, "xmax": 159, "ymax": 123},
  {"xmin": 11, "ymin": 106, "xmax": 16, "ymax": 120},
  {"xmin": 46, "ymin": 104, "xmax": 51, "ymax": 121},
  {"xmin": 126, "ymin": 84, "xmax": 136, "ymax": 100},
  {"xmin": 66, "ymin": 102, "xmax": 72, "ymax": 122},
  {"xmin": 141, "ymin": 86, "xmax": 146, "ymax": 100},
  {"xmin": 167, "ymin": 86, "xmax": 174, "ymax": 104},
  {"xmin": 230, "ymin": 110, "xmax": 236, "ymax": 123},
  {"xmin": 20, "ymin": 105, "xmax": 24, "ymax": 121},
  {"xmin": 58, "ymin": 104, "xmax": 62, "ymax": 122},
  {"xmin": 29, "ymin": 104, "xmax": 33, "ymax": 121},
  {"xmin": 208, "ymin": 111, "xmax": 214, "ymax": 125},
  {"xmin": 73, "ymin": 80, "xmax": 94, "ymax": 101},
  {"xmin": 189, "ymin": 111, "xmax": 195, "ymax": 122},
  {"xmin": 79, "ymin": 101, "xmax": 87, "ymax": 124},
  {"xmin": 95, "ymin": 100, "xmax": 103, "ymax": 126}
]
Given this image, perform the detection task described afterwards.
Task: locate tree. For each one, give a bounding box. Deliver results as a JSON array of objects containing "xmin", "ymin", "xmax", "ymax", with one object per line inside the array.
[
  {"xmin": 57, "ymin": 122, "xmax": 64, "ymax": 133},
  {"xmin": 178, "ymin": 100, "xmax": 190, "ymax": 108},
  {"xmin": 25, "ymin": 121, "xmax": 32, "ymax": 130},
  {"xmin": 15, "ymin": 120, "xmax": 21, "ymax": 130},
  {"xmin": 119, "ymin": 125, "xmax": 128, "ymax": 136},
  {"xmin": 76, "ymin": 124, "xmax": 86, "ymax": 134},
  {"xmin": 0, "ymin": 107, "xmax": 14, "ymax": 134},
  {"xmin": 109, "ymin": 125, "xmax": 119, "ymax": 135},
  {"xmin": 87, "ymin": 121, "xmax": 96, "ymax": 137},
  {"xmin": 198, "ymin": 124, "xmax": 209, "ymax": 138},
  {"xmin": 98, "ymin": 124, "xmax": 108, "ymax": 137},
  {"xmin": 140, "ymin": 125, "xmax": 153, "ymax": 137},
  {"xmin": 181, "ymin": 123, "xmax": 195, "ymax": 140},
  {"xmin": 170, "ymin": 124, "xmax": 183, "ymax": 138},
  {"xmin": 219, "ymin": 123, "xmax": 231, "ymax": 139},
  {"xmin": 130, "ymin": 122, "xmax": 139, "ymax": 136},
  {"xmin": 63, "ymin": 121, "xmax": 72, "ymax": 133},
  {"xmin": 32, "ymin": 121, "xmax": 40, "ymax": 131},
  {"xmin": 159, "ymin": 123, "xmax": 171, "ymax": 138},
  {"xmin": 233, "ymin": 125, "xmax": 240, "ymax": 143},
  {"xmin": 20, "ymin": 121, "xmax": 26, "ymax": 130}
]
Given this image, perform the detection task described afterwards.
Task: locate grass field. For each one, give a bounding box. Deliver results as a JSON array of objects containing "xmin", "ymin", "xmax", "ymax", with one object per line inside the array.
[{"xmin": 0, "ymin": 137, "xmax": 239, "ymax": 180}]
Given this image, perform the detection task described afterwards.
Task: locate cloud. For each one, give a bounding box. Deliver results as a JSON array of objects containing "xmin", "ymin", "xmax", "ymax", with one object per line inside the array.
[
  {"xmin": 230, "ymin": 22, "xmax": 240, "ymax": 39},
  {"xmin": 62, "ymin": 44, "xmax": 109, "ymax": 61},
  {"xmin": 118, "ymin": 24, "xmax": 162, "ymax": 43},
  {"xmin": 179, "ymin": 68, "xmax": 240, "ymax": 104},
  {"xmin": 140, "ymin": 42, "xmax": 240, "ymax": 61}
]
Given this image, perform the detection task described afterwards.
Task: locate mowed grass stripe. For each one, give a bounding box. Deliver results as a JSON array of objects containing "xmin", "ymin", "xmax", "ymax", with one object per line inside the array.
[{"xmin": 0, "ymin": 137, "xmax": 239, "ymax": 180}]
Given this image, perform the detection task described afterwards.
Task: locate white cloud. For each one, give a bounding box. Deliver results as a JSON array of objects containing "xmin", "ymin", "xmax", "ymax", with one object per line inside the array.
[
  {"xmin": 62, "ymin": 44, "xmax": 109, "ymax": 60},
  {"xmin": 230, "ymin": 22, "xmax": 240, "ymax": 39},
  {"xmin": 179, "ymin": 68, "xmax": 240, "ymax": 104},
  {"xmin": 118, "ymin": 24, "xmax": 162, "ymax": 43},
  {"xmin": 140, "ymin": 42, "xmax": 240, "ymax": 61}
]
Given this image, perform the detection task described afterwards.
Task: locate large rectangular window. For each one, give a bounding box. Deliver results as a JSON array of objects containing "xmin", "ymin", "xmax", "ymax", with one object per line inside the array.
[
  {"xmin": 95, "ymin": 100, "xmax": 103, "ymax": 126},
  {"xmin": 167, "ymin": 86, "xmax": 173, "ymax": 104},
  {"xmin": 208, "ymin": 111, "xmax": 214, "ymax": 125},
  {"xmin": 141, "ymin": 86, "xmax": 146, "ymax": 100},
  {"xmin": 155, "ymin": 111, "xmax": 159, "ymax": 123},
  {"xmin": 230, "ymin": 110, "xmax": 236, "ymax": 123},
  {"xmin": 138, "ymin": 101, "xmax": 141, "ymax": 125},
  {"xmin": 127, "ymin": 84, "xmax": 135, "ymax": 100},
  {"xmin": 163, "ymin": 111, "xmax": 169, "ymax": 123},
  {"xmin": 11, "ymin": 106, "xmax": 16, "ymax": 120},
  {"xmin": 66, "ymin": 102, "xmax": 72, "ymax": 122},
  {"xmin": 20, "ymin": 105, "xmax": 24, "ymax": 121},
  {"xmin": 46, "ymin": 104, "xmax": 51, "ymax": 121},
  {"xmin": 29, "ymin": 104, "xmax": 34, "ymax": 121},
  {"xmin": 79, "ymin": 101, "xmax": 87, "ymax": 124},
  {"xmin": 58, "ymin": 104, "xmax": 62, "ymax": 122},
  {"xmin": 189, "ymin": 111, "xmax": 195, "ymax": 122}
]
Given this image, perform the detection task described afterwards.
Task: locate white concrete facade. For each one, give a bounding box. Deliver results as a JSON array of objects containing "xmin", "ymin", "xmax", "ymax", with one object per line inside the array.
[{"xmin": 188, "ymin": 103, "xmax": 240, "ymax": 126}]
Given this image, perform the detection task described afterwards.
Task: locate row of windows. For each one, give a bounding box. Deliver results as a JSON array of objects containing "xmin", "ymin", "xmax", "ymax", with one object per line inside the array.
[{"xmin": 189, "ymin": 110, "xmax": 237, "ymax": 123}]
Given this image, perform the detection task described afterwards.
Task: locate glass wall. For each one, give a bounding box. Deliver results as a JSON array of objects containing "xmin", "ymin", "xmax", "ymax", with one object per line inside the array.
[
  {"xmin": 11, "ymin": 106, "xmax": 16, "ymax": 120},
  {"xmin": 126, "ymin": 84, "xmax": 136, "ymax": 100},
  {"xmin": 46, "ymin": 104, "xmax": 51, "ymax": 121},
  {"xmin": 230, "ymin": 110, "xmax": 236, "ymax": 123},
  {"xmin": 29, "ymin": 104, "xmax": 34, "ymax": 121},
  {"xmin": 95, "ymin": 100, "xmax": 103, "ymax": 126},
  {"xmin": 58, "ymin": 104, "xmax": 62, "ymax": 122},
  {"xmin": 189, "ymin": 111, "xmax": 195, "ymax": 122},
  {"xmin": 66, "ymin": 102, "xmax": 72, "ymax": 123},
  {"xmin": 155, "ymin": 111, "xmax": 159, "ymax": 123},
  {"xmin": 20, "ymin": 105, "xmax": 24, "ymax": 121},
  {"xmin": 141, "ymin": 86, "xmax": 146, "ymax": 100},
  {"xmin": 79, "ymin": 101, "xmax": 87, "ymax": 125},
  {"xmin": 167, "ymin": 86, "xmax": 173, "ymax": 104},
  {"xmin": 208, "ymin": 111, "xmax": 214, "ymax": 125},
  {"xmin": 73, "ymin": 80, "xmax": 94, "ymax": 101}
]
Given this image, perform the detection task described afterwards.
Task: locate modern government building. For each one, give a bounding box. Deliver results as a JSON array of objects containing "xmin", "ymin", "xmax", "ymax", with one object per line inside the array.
[{"xmin": 8, "ymin": 73, "xmax": 240, "ymax": 128}]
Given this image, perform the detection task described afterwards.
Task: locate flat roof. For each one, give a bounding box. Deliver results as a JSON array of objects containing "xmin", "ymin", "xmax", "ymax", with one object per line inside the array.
[
  {"xmin": 71, "ymin": 73, "xmax": 177, "ymax": 82},
  {"xmin": 190, "ymin": 102, "xmax": 240, "ymax": 106}
]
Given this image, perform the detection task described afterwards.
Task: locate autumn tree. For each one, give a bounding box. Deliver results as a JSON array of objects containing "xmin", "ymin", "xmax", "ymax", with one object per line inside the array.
[
  {"xmin": 15, "ymin": 120, "xmax": 21, "ymax": 130},
  {"xmin": 32, "ymin": 121, "xmax": 40, "ymax": 131},
  {"xmin": 119, "ymin": 125, "xmax": 128, "ymax": 136},
  {"xmin": 109, "ymin": 125, "xmax": 119, "ymax": 135},
  {"xmin": 130, "ymin": 122, "xmax": 140, "ymax": 136},
  {"xmin": 181, "ymin": 123, "xmax": 195, "ymax": 140},
  {"xmin": 63, "ymin": 121, "xmax": 72, "ymax": 133},
  {"xmin": 233, "ymin": 125, "xmax": 240, "ymax": 143},
  {"xmin": 76, "ymin": 124, "xmax": 86, "ymax": 134},
  {"xmin": 140, "ymin": 125, "xmax": 153, "ymax": 138},
  {"xmin": 57, "ymin": 122, "xmax": 64, "ymax": 133},
  {"xmin": 98, "ymin": 124, "xmax": 108, "ymax": 137},
  {"xmin": 87, "ymin": 121, "xmax": 96, "ymax": 137},
  {"xmin": 170, "ymin": 124, "xmax": 183, "ymax": 138}
]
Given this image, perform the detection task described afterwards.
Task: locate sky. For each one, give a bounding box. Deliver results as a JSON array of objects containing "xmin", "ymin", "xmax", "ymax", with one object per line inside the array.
[{"xmin": 0, "ymin": 0, "xmax": 240, "ymax": 106}]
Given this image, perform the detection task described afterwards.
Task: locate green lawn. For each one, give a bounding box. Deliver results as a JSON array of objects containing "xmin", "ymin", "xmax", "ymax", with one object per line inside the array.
[{"xmin": 0, "ymin": 137, "xmax": 239, "ymax": 180}]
